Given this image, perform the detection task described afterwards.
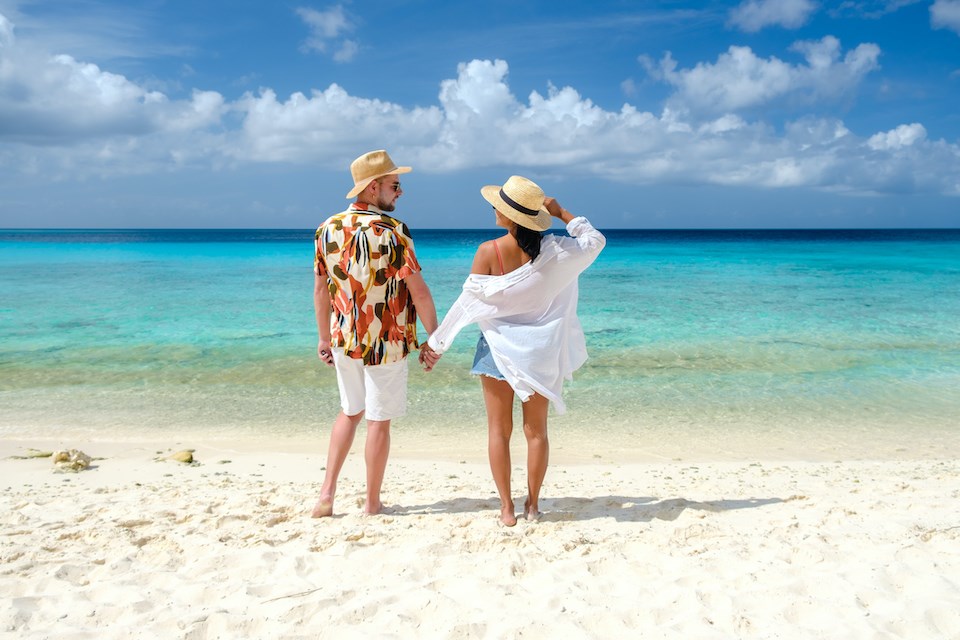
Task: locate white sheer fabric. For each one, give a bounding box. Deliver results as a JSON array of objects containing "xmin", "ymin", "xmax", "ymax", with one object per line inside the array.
[{"xmin": 428, "ymin": 217, "xmax": 605, "ymax": 413}]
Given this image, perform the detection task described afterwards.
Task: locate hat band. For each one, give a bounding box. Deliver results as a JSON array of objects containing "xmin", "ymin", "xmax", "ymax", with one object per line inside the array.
[{"xmin": 499, "ymin": 189, "xmax": 539, "ymax": 217}]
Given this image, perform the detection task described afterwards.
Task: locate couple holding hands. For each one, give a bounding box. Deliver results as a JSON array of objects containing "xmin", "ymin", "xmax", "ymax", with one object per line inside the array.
[{"xmin": 312, "ymin": 150, "xmax": 605, "ymax": 526}]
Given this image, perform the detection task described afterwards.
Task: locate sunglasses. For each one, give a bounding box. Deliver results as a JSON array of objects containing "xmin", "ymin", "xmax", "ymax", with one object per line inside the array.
[{"xmin": 381, "ymin": 181, "xmax": 401, "ymax": 192}]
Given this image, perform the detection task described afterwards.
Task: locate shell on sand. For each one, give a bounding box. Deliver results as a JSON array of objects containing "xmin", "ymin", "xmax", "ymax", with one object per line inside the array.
[
  {"xmin": 52, "ymin": 449, "xmax": 92, "ymax": 473},
  {"xmin": 168, "ymin": 449, "xmax": 196, "ymax": 464}
]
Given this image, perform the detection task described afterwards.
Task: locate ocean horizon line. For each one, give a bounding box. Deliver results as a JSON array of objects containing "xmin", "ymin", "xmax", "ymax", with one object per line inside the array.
[{"xmin": 2, "ymin": 226, "xmax": 959, "ymax": 233}]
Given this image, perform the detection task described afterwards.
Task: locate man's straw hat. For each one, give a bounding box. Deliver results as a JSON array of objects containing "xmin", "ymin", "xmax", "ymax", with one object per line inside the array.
[
  {"xmin": 346, "ymin": 150, "xmax": 412, "ymax": 199},
  {"xmin": 480, "ymin": 175, "xmax": 552, "ymax": 231}
]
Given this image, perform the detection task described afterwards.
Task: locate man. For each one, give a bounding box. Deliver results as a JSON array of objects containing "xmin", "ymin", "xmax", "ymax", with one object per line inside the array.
[{"xmin": 312, "ymin": 149, "xmax": 438, "ymax": 517}]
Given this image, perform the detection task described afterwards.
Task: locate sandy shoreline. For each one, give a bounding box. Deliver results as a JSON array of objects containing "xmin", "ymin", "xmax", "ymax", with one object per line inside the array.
[
  {"xmin": 4, "ymin": 409, "xmax": 959, "ymax": 465},
  {"xmin": 3, "ymin": 436, "xmax": 960, "ymax": 639}
]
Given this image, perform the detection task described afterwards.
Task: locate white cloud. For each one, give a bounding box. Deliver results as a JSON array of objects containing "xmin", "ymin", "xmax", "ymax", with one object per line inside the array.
[
  {"xmin": 333, "ymin": 39, "xmax": 359, "ymax": 63},
  {"xmin": 227, "ymin": 58, "xmax": 958, "ymax": 196},
  {"xmin": 0, "ymin": 33, "xmax": 225, "ymax": 144},
  {"xmin": 699, "ymin": 114, "xmax": 748, "ymax": 135},
  {"xmin": 417, "ymin": 60, "xmax": 666, "ymax": 172},
  {"xmin": 437, "ymin": 59, "xmax": 516, "ymax": 125},
  {"xmin": 728, "ymin": 0, "xmax": 818, "ymax": 32},
  {"xmin": 647, "ymin": 48, "xmax": 793, "ymax": 113},
  {"xmin": 867, "ymin": 123, "xmax": 926, "ymax": 150},
  {"xmin": 157, "ymin": 89, "xmax": 226, "ymax": 132},
  {"xmin": 296, "ymin": 6, "xmax": 349, "ymax": 41},
  {"xmin": 0, "ymin": 12, "xmax": 13, "ymax": 46},
  {"xmin": 931, "ymin": 0, "xmax": 960, "ymax": 34},
  {"xmin": 644, "ymin": 37, "xmax": 880, "ymax": 116},
  {"xmin": 296, "ymin": 5, "xmax": 357, "ymax": 61},
  {"xmin": 0, "ymin": 11, "xmax": 225, "ymax": 177},
  {"xmin": 832, "ymin": 1, "xmax": 924, "ymax": 19},
  {"xmin": 0, "ymin": 8, "xmax": 958, "ymax": 199},
  {"xmin": 233, "ymin": 84, "xmax": 442, "ymax": 164}
]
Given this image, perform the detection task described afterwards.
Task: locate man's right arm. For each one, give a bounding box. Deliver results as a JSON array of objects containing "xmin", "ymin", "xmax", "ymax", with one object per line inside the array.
[{"xmin": 314, "ymin": 273, "xmax": 334, "ymax": 366}]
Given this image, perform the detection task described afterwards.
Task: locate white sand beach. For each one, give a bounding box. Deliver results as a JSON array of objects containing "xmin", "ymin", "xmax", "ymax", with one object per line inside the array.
[{"xmin": 2, "ymin": 436, "xmax": 960, "ymax": 639}]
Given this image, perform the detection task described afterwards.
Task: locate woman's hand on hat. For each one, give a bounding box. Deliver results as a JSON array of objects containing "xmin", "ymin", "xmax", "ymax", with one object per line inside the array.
[
  {"xmin": 544, "ymin": 197, "xmax": 570, "ymax": 220},
  {"xmin": 543, "ymin": 197, "xmax": 563, "ymax": 218},
  {"xmin": 544, "ymin": 197, "xmax": 575, "ymax": 223}
]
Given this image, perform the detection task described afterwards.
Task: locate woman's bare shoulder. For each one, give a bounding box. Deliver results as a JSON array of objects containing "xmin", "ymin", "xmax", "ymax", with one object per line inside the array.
[{"xmin": 471, "ymin": 240, "xmax": 497, "ymax": 275}]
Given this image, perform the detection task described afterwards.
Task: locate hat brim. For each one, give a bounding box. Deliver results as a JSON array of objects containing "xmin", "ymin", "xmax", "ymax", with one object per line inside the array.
[
  {"xmin": 480, "ymin": 185, "xmax": 552, "ymax": 231},
  {"xmin": 346, "ymin": 166, "xmax": 412, "ymax": 199}
]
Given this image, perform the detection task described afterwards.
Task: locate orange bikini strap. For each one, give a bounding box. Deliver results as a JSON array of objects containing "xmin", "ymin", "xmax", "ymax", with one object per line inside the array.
[{"xmin": 493, "ymin": 239, "xmax": 505, "ymax": 276}]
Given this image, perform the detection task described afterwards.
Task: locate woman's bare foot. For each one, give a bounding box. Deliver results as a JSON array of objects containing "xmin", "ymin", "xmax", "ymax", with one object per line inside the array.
[
  {"xmin": 500, "ymin": 504, "xmax": 517, "ymax": 527},
  {"xmin": 523, "ymin": 497, "xmax": 542, "ymax": 522},
  {"xmin": 311, "ymin": 497, "xmax": 333, "ymax": 518},
  {"xmin": 363, "ymin": 501, "xmax": 383, "ymax": 515}
]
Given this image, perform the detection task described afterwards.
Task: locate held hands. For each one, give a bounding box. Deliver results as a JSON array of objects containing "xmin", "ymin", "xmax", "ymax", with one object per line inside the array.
[
  {"xmin": 319, "ymin": 338, "xmax": 439, "ymax": 371},
  {"xmin": 419, "ymin": 343, "xmax": 441, "ymax": 372}
]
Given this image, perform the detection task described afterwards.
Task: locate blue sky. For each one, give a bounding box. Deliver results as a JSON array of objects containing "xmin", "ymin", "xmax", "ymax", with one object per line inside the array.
[{"xmin": 1, "ymin": 0, "xmax": 958, "ymax": 229}]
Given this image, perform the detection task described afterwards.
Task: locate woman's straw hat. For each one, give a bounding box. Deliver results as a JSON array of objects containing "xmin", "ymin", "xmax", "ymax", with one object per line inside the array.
[
  {"xmin": 480, "ymin": 176, "xmax": 552, "ymax": 231},
  {"xmin": 346, "ymin": 150, "xmax": 412, "ymax": 199}
]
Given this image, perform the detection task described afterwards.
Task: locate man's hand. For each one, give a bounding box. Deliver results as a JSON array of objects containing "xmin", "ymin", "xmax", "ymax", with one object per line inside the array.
[
  {"xmin": 318, "ymin": 340, "xmax": 334, "ymax": 367},
  {"xmin": 419, "ymin": 343, "xmax": 441, "ymax": 372}
]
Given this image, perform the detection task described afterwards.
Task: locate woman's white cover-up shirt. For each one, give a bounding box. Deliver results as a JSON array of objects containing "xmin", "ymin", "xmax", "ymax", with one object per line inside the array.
[{"xmin": 427, "ymin": 217, "xmax": 606, "ymax": 413}]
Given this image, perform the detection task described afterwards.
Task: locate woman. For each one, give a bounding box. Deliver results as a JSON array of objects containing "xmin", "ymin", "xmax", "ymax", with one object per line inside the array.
[{"xmin": 421, "ymin": 175, "xmax": 605, "ymax": 526}]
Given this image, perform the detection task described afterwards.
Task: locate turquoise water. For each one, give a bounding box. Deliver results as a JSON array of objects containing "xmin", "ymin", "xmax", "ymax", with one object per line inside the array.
[{"xmin": 2, "ymin": 229, "xmax": 959, "ymax": 458}]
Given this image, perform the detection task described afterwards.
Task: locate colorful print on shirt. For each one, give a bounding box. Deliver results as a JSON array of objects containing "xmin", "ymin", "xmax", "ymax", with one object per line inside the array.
[{"xmin": 314, "ymin": 203, "xmax": 422, "ymax": 365}]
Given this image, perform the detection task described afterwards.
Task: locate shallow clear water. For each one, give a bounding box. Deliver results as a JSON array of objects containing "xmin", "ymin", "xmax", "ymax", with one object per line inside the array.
[{"xmin": 2, "ymin": 228, "xmax": 958, "ymax": 459}]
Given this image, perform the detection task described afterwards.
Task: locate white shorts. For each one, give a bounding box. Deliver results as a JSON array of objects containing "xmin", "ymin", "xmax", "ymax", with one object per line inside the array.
[{"xmin": 332, "ymin": 349, "xmax": 408, "ymax": 421}]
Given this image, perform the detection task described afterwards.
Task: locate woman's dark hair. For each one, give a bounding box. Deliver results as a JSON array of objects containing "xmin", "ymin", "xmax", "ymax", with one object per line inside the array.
[{"xmin": 515, "ymin": 225, "xmax": 542, "ymax": 261}]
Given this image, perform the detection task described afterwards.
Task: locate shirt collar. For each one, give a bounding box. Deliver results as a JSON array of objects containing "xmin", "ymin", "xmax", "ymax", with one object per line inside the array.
[{"xmin": 349, "ymin": 202, "xmax": 383, "ymax": 214}]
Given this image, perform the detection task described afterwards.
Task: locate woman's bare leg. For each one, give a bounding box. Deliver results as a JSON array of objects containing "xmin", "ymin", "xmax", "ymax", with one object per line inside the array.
[
  {"xmin": 521, "ymin": 393, "xmax": 549, "ymax": 520},
  {"xmin": 481, "ymin": 377, "xmax": 517, "ymax": 526}
]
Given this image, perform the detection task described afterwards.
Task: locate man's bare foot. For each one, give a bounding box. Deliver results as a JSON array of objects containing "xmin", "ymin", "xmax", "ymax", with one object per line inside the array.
[
  {"xmin": 500, "ymin": 505, "xmax": 517, "ymax": 527},
  {"xmin": 311, "ymin": 498, "xmax": 333, "ymax": 518}
]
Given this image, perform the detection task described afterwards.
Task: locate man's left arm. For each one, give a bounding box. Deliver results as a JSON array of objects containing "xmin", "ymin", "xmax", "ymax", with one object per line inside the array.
[
  {"xmin": 405, "ymin": 272, "xmax": 437, "ymax": 335},
  {"xmin": 405, "ymin": 272, "xmax": 443, "ymax": 371}
]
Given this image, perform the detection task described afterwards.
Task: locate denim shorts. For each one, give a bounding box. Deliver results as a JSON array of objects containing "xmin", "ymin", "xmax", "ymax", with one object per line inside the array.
[{"xmin": 470, "ymin": 335, "xmax": 506, "ymax": 381}]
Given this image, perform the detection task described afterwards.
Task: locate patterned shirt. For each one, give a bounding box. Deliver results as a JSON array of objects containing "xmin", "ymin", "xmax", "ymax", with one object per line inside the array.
[{"xmin": 314, "ymin": 203, "xmax": 422, "ymax": 365}]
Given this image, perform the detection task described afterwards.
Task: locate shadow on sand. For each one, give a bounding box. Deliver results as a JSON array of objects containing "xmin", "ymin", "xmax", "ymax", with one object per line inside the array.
[{"xmin": 391, "ymin": 495, "xmax": 785, "ymax": 522}]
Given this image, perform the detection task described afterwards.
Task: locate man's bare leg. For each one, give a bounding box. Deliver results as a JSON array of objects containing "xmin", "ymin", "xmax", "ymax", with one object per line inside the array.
[
  {"xmin": 312, "ymin": 410, "xmax": 363, "ymax": 517},
  {"xmin": 363, "ymin": 419, "xmax": 391, "ymax": 514},
  {"xmin": 482, "ymin": 377, "xmax": 517, "ymax": 526}
]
